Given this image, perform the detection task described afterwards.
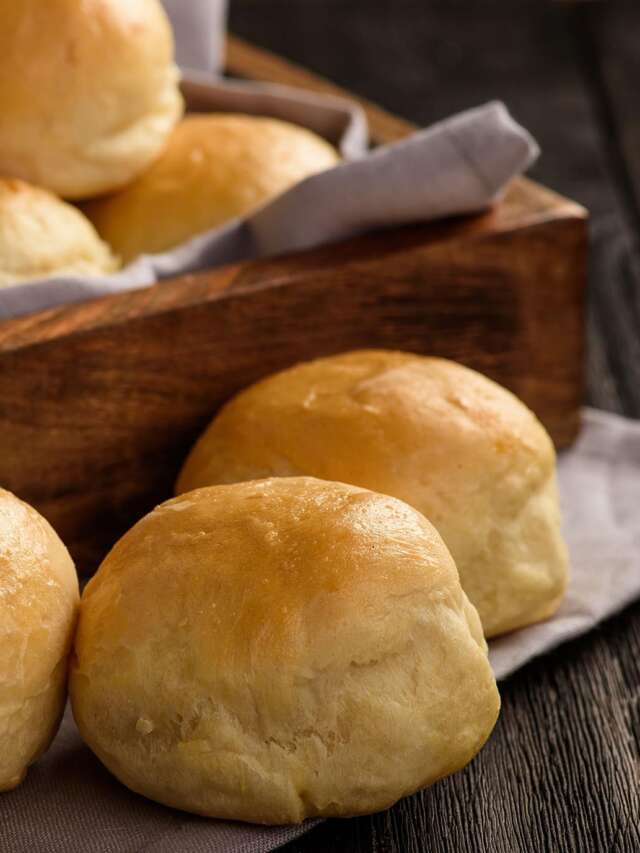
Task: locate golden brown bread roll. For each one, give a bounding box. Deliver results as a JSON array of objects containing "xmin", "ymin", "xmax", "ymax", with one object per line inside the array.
[
  {"xmin": 0, "ymin": 179, "xmax": 117, "ymax": 287},
  {"xmin": 177, "ymin": 351, "xmax": 570, "ymax": 638},
  {"xmin": 0, "ymin": 489, "xmax": 79, "ymax": 792},
  {"xmin": 70, "ymin": 477, "xmax": 499, "ymax": 823},
  {"xmin": 84, "ymin": 114, "xmax": 340, "ymax": 263},
  {"xmin": 0, "ymin": 0, "xmax": 183, "ymax": 200}
]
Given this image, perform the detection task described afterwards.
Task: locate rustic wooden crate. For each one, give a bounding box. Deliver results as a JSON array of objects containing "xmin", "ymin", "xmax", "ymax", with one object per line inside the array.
[{"xmin": 0, "ymin": 36, "xmax": 588, "ymax": 572}]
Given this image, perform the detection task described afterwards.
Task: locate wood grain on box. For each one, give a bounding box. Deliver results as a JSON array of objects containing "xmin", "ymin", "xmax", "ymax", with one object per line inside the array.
[{"xmin": 0, "ymin": 36, "xmax": 587, "ymax": 572}]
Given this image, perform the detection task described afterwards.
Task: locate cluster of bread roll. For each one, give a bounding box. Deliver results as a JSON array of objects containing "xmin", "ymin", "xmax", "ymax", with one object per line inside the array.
[
  {"xmin": 0, "ymin": 0, "xmax": 339, "ymax": 288},
  {"xmin": 0, "ymin": 0, "xmax": 568, "ymax": 830},
  {"xmin": 2, "ymin": 349, "xmax": 568, "ymax": 825}
]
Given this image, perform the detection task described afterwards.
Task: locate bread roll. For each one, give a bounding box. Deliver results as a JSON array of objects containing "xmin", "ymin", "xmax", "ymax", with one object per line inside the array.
[
  {"xmin": 0, "ymin": 0, "xmax": 183, "ymax": 200},
  {"xmin": 177, "ymin": 351, "xmax": 570, "ymax": 638},
  {"xmin": 0, "ymin": 179, "xmax": 117, "ymax": 287},
  {"xmin": 70, "ymin": 477, "xmax": 499, "ymax": 823},
  {"xmin": 0, "ymin": 489, "xmax": 79, "ymax": 792},
  {"xmin": 84, "ymin": 114, "xmax": 340, "ymax": 263}
]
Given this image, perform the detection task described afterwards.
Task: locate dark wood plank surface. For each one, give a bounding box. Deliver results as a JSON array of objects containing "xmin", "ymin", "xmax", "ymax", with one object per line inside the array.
[
  {"xmin": 226, "ymin": 2, "xmax": 640, "ymax": 850},
  {"xmin": 574, "ymin": 2, "xmax": 640, "ymax": 418}
]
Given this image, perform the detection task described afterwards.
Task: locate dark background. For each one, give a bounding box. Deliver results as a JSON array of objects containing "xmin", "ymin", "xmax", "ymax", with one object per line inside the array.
[{"xmin": 229, "ymin": 1, "xmax": 640, "ymax": 851}]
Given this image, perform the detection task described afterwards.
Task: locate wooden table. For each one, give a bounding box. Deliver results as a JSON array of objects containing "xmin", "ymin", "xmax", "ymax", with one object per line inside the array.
[{"xmin": 228, "ymin": 1, "xmax": 640, "ymax": 849}]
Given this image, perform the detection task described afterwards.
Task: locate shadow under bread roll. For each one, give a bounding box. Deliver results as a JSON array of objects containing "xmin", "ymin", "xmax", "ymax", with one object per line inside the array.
[
  {"xmin": 83, "ymin": 113, "xmax": 340, "ymax": 263},
  {"xmin": 176, "ymin": 350, "xmax": 570, "ymax": 639},
  {"xmin": 70, "ymin": 477, "xmax": 499, "ymax": 824},
  {"xmin": 0, "ymin": 0, "xmax": 183, "ymax": 200},
  {"xmin": 0, "ymin": 179, "xmax": 117, "ymax": 287},
  {"xmin": 0, "ymin": 489, "xmax": 79, "ymax": 792}
]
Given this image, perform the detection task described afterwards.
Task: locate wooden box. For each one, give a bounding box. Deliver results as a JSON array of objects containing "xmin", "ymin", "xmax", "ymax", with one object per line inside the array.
[{"xmin": 0, "ymin": 37, "xmax": 588, "ymax": 572}]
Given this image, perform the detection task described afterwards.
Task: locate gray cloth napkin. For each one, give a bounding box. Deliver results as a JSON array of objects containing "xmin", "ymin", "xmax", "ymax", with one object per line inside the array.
[
  {"xmin": 1, "ymin": 408, "xmax": 639, "ymax": 852},
  {"xmin": 0, "ymin": 79, "xmax": 537, "ymax": 319},
  {"xmin": 161, "ymin": 0, "xmax": 228, "ymax": 72}
]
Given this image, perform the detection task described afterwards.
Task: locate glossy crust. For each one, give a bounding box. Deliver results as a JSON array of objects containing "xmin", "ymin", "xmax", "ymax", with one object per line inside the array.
[
  {"xmin": 177, "ymin": 351, "xmax": 570, "ymax": 638},
  {"xmin": 0, "ymin": 179, "xmax": 117, "ymax": 287},
  {"xmin": 71, "ymin": 477, "xmax": 499, "ymax": 824},
  {"xmin": 0, "ymin": 489, "xmax": 79, "ymax": 791},
  {"xmin": 84, "ymin": 114, "xmax": 340, "ymax": 262},
  {"xmin": 0, "ymin": 0, "xmax": 183, "ymax": 200}
]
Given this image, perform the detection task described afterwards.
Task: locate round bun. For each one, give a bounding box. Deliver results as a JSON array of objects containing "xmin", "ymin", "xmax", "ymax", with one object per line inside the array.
[
  {"xmin": 0, "ymin": 179, "xmax": 117, "ymax": 287},
  {"xmin": 71, "ymin": 477, "xmax": 499, "ymax": 824},
  {"xmin": 0, "ymin": 0, "xmax": 183, "ymax": 200},
  {"xmin": 177, "ymin": 350, "xmax": 570, "ymax": 638},
  {"xmin": 0, "ymin": 488, "xmax": 79, "ymax": 792},
  {"xmin": 84, "ymin": 114, "xmax": 340, "ymax": 263}
]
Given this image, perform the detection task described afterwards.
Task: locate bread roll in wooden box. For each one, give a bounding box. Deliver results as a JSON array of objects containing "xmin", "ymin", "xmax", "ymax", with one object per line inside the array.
[{"xmin": 0, "ymin": 37, "xmax": 587, "ymax": 572}]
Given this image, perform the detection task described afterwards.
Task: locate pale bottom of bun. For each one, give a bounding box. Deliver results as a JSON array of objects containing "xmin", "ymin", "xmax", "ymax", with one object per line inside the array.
[
  {"xmin": 0, "ymin": 657, "xmax": 68, "ymax": 792},
  {"xmin": 72, "ymin": 711, "xmax": 499, "ymax": 825},
  {"xmin": 485, "ymin": 589, "xmax": 567, "ymax": 640},
  {"xmin": 72, "ymin": 616, "xmax": 499, "ymax": 824},
  {"xmin": 100, "ymin": 718, "xmax": 496, "ymax": 825},
  {"xmin": 449, "ymin": 475, "xmax": 569, "ymax": 640}
]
